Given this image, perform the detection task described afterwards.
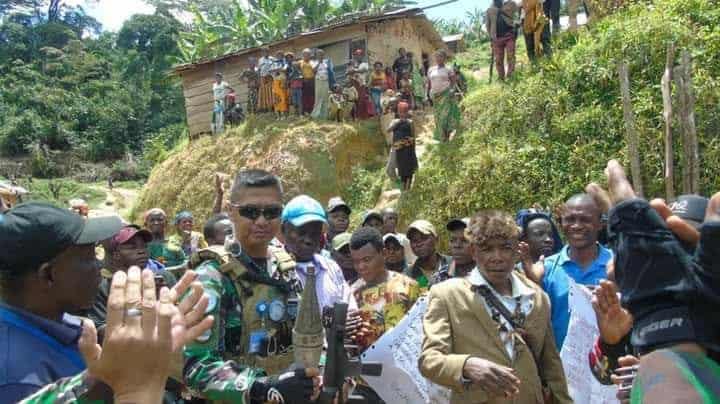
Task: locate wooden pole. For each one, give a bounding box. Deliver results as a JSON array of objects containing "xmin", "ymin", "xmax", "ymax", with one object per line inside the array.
[
  {"xmin": 675, "ymin": 50, "xmax": 699, "ymax": 194},
  {"xmin": 682, "ymin": 50, "xmax": 699, "ymax": 194},
  {"xmin": 674, "ymin": 65, "xmax": 690, "ymax": 194},
  {"xmin": 661, "ymin": 43, "xmax": 675, "ymax": 200},
  {"xmin": 618, "ymin": 61, "xmax": 644, "ymax": 197}
]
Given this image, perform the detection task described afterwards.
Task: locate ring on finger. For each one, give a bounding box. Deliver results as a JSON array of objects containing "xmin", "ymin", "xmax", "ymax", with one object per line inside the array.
[{"xmin": 125, "ymin": 308, "xmax": 142, "ymax": 317}]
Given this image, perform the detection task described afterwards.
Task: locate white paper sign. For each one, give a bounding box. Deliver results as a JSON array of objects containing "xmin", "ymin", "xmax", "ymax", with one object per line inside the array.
[
  {"xmin": 559, "ymin": 281, "xmax": 619, "ymax": 404},
  {"xmin": 361, "ymin": 296, "xmax": 452, "ymax": 404}
]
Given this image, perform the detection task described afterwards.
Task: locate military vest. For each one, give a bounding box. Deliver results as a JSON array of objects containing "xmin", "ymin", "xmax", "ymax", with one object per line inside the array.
[{"xmin": 190, "ymin": 244, "xmax": 302, "ymax": 375}]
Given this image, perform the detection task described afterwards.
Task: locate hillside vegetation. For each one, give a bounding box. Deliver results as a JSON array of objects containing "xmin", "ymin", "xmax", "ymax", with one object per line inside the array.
[
  {"xmin": 0, "ymin": 4, "xmax": 187, "ymax": 176},
  {"xmin": 133, "ymin": 116, "xmax": 387, "ymax": 224},
  {"xmin": 397, "ymin": 0, "xmax": 720, "ymax": 225},
  {"xmin": 138, "ymin": 0, "xmax": 719, "ymax": 232}
]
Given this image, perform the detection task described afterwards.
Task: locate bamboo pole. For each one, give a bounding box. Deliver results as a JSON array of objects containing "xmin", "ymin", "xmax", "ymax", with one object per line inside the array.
[
  {"xmin": 618, "ymin": 62, "xmax": 644, "ymax": 197},
  {"xmin": 661, "ymin": 43, "xmax": 675, "ymax": 200}
]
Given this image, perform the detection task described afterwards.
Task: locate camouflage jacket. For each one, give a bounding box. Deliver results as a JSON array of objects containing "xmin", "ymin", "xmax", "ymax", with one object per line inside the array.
[
  {"xmin": 18, "ymin": 372, "xmax": 102, "ymax": 404},
  {"xmin": 183, "ymin": 244, "xmax": 300, "ymax": 402}
]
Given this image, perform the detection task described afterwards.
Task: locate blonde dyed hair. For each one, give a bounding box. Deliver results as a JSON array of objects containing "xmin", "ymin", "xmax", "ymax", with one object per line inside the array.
[{"xmin": 466, "ymin": 210, "xmax": 520, "ymax": 245}]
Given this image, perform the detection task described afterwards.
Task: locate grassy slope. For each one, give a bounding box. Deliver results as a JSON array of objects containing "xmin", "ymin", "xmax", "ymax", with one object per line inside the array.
[
  {"xmin": 397, "ymin": 0, "xmax": 720, "ymax": 227},
  {"xmin": 133, "ymin": 115, "xmax": 387, "ymax": 225}
]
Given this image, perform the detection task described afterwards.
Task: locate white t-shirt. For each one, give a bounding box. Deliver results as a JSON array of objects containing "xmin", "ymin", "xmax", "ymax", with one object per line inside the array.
[
  {"xmin": 428, "ymin": 65, "xmax": 453, "ymax": 96},
  {"xmin": 316, "ymin": 60, "xmax": 329, "ymax": 81},
  {"xmin": 351, "ymin": 61, "xmax": 369, "ymax": 84},
  {"xmin": 212, "ymin": 81, "xmax": 229, "ymax": 102}
]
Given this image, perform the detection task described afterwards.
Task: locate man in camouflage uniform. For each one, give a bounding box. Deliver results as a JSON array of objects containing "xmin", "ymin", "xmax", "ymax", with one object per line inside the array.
[{"xmin": 184, "ymin": 169, "xmax": 319, "ymax": 403}]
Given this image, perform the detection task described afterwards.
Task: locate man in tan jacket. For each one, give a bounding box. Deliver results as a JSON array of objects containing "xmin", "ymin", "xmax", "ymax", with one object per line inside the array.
[{"xmin": 419, "ymin": 210, "xmax": 571, "ymax": 404}]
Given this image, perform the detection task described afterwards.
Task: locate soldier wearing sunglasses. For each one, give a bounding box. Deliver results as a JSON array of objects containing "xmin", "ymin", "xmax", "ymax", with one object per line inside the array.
[{"xmin": 183, "ymin": 170, "xmax": 320, "ymax": 404}]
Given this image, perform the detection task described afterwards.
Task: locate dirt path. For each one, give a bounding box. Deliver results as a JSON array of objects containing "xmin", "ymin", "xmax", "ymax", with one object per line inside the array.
[{"xmin": 87, "ymin": 186, "xmax": 139, "ymax": 220}]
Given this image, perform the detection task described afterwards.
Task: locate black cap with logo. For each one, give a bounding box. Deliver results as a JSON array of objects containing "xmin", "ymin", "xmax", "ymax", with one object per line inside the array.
[{"xmin": 0, "ymin": 202, "xmax": 123, "ymax": 272}]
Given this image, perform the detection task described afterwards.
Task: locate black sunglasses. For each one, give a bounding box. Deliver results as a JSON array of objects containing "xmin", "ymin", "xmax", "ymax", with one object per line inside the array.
[{"xmin": 230, "ymin": 203, "xmax": 283, "ymax": 221}]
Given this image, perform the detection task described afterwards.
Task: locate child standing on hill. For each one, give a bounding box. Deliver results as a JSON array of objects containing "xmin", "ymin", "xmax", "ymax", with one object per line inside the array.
[
  {"xmin": 287, "ymin": 54, "xmax": 304, "ymax": 116},
  {"xmin": 388, "ymin": 102, "xmax": 417, "ymax": 191},
  {"xmin": 271, "ymin": 51, "xmax": 289, "ymax": 120},
  {"xmin": 399, "ymin": 73, "xmax": 415, "ymax": 110},
  {"xmin": 329, "ymin": 84, "xmax": 346, "ymax": 122},
  {"xmin": 342, "ymin": 80, "xmax": 358, "ymax": 121}
]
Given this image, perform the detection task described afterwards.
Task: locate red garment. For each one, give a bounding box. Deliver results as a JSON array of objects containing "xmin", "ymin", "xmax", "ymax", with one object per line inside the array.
[
  {"xmin": 302, "ymin": 79, "xmax": 315, "ymax": 114},
  {"xmin": 354, "ymin": 82, "xmax": 374, "ymax": 119},
  {"xmin": 493, "ymin": 33, "xmax": 516, "ymax": 80},
  {"xmin": 385, "ymin": 73, "xmax": 397, "ymax": 91}
]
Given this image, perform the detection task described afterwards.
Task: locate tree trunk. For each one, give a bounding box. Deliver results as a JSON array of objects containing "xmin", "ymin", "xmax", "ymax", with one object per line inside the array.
[
  {"xmin": 675, "ymin": 50, "xmax": 699, "ymax": 194},
  {"xmin": 661, "ymin": 44, "xmax": 675, "ymax": 200},
  {"xmin": 618, "ymin": 62, "xmax": 644, "ymax": 197}
]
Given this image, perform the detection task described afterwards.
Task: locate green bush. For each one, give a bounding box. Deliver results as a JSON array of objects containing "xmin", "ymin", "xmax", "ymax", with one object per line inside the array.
[
  {"xmin": 399, "ymin": 0, "xmax": 720, "ymax": 226},
  {"xmin": 344, "ymin": 165, "xmax": 385, "ymax": 220},
  {"xmin": 142, "ymin": 123, "xmax": 189, "ymax": 168}
]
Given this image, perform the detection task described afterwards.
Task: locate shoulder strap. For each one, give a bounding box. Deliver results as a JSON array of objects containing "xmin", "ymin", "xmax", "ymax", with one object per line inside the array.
[
  {"xmin": 270, "ymin": 246, "xmax": 296, "ymax": 276},
  {"xmin": 221, "ymin": 248, "xmax": 294, "ymax": 295},
  {"xmin": 473, "ymin": 285, "xmax": 523, "ymax": 329},
  {"xmin": 474, "ymin": 284, "xmax": 552, "ymax": 388},
  {"xmin": 188, "ymin": 245, "xmax": 230, "ymax": 269}
]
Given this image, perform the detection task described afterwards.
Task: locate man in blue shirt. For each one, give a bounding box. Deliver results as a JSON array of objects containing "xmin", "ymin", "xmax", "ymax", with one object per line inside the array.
[
  {"xmin": 0, "ymin": 202, "xmax": 122, "ymax": 402},
  {"xmin": 541, "ymin": 194, "xmax": 612, "ymax": 349}
]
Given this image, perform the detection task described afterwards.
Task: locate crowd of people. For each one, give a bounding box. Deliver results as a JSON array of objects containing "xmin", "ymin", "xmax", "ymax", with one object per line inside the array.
[
  {"xmin": 486, "ymin": 0, "xmax": 561, "ymax": 81},
  {"xmin": 1, "ymin": 160, "xmax": 719, "ymax": 404},
  {"xmin": 211, "ymin": 46, "xmax": 466, "ymax": 189},
  {"xmin": 213, "ymin": 46, "xmax": 465, "ymax": 127}
]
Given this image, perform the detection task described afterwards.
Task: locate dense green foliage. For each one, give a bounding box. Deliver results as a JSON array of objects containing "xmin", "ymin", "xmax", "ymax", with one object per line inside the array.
[
  {"xmin": 0, "ymin": 3, "xmax": 186, "ymax": 173},
  {"xmin": 432, "ymin": 7, "xmax": 488, "ymax": 48},
  {"xmin": 398, "ymin": 0, "xmax": 720, "ymax": 225}
]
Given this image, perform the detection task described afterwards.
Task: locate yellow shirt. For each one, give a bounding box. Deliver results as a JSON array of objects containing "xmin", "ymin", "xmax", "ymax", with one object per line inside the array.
[{"xmin": 299, "ymin": 60, "xmax": 315, "ymax": 79}]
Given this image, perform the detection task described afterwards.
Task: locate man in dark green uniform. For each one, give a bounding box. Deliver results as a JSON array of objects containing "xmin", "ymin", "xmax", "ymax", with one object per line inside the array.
[{"xmin": 184, "ymin": 169, "xmax": 318, "ymax": 403}]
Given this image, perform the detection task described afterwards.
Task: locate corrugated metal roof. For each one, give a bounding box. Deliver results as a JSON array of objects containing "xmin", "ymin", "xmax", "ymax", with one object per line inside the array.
[{"xmin": 173, "ymin": 8, "xmax": 429, "ymax": 73}]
